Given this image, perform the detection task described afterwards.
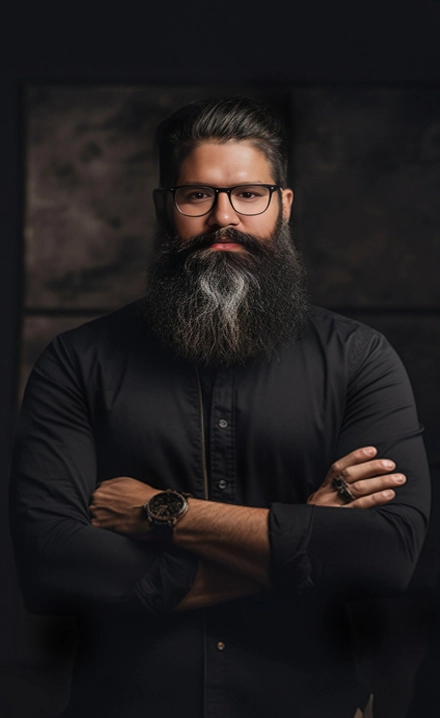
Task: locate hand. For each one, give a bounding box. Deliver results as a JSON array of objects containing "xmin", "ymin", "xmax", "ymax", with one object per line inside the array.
[
  {"xmin": 307, "ymin": 446, "xmax": 406, "ymax": 509},
  {"xmin": 89, "ymin": 477, "xmax": 159, "ymax": 536},
  {"xmin": 175, "ymin": 559, "xmax": 262, "ymax": 612}
]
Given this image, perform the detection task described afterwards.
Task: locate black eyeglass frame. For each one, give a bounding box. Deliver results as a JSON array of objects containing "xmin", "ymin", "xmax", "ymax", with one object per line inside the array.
[{"xmin": 157, "ymin": 184, "xmax": 283, "ymax": 217}]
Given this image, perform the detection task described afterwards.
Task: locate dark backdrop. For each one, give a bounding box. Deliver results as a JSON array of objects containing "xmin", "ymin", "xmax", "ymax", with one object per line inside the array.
[{"xmin": 1, "ymin": 2, "xmax": 440, "ymax": 716}]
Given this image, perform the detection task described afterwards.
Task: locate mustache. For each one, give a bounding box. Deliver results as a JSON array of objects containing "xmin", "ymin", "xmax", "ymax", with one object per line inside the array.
[{"xmin": 174, "ymin": 228, "xmax": 271, "ymax": 257}]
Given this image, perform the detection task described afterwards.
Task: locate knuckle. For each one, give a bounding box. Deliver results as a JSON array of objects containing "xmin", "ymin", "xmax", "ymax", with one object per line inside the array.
[
  {"xmin": 348, "ymin": 483, "xmax": 359, "ymax": 497},
  {"xmin": 373, "ymin": 477, "xmax": 386, "ymax": 489},
  {"xmin": 354, "ymin": 478, "xmax": 369, "ymax": 493}
]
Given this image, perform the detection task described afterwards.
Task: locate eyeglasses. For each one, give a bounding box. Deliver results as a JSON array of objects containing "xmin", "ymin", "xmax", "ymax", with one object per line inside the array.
[{"xmin": 159, "ymin": 184, "xmax": 282, "ymax": 217}]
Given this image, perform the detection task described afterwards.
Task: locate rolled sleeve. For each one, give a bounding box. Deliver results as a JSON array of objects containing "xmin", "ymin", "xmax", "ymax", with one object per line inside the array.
[
  {"xmin": 130, "ymin": 548, "xmax": 198, "ymax": 616},
  {"xmin": 269, "ymin": 503, "xmax": 315, "ymax": 592}
]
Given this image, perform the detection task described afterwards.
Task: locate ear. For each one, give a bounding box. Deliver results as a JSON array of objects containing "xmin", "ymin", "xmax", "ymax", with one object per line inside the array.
[
  {"xmin": 153, "ymin": 189, "xmax": 169, "ymax": 224},
  {"xmin": 281, "ymin": 188, "xmax": 294, "ymax": 221}
]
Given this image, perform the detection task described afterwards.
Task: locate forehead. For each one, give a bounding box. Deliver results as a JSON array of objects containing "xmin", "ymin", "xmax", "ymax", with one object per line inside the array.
[{"xmin": 176, "ymin": 140, "xmax": 275, "ymax": 185}]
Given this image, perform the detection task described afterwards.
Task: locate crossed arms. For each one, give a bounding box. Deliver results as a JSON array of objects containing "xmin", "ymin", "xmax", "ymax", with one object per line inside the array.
[
  {"xmin": 9, "ymin": 329, "xmax": 431, "ymax": 617},
  {"xmin": 89, "ymin": 447, "xmax": 409, "ymax": 610}
]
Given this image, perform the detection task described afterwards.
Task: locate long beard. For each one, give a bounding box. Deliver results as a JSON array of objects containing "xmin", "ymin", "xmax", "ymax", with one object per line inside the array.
[{"xmin": 142, "ymin": 218, "xmax": 309, "ymax": 366}]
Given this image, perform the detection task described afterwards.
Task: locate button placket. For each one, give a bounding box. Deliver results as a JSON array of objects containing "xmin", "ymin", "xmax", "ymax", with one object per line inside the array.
[{"xmin": 210, "ymin": 371, "xmax": 236, "ymax": 502}]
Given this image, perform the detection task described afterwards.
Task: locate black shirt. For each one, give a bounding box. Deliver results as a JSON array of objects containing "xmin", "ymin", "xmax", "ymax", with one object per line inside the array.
[{"xmin": 10, "ymin": 303, "xmax": 430, "ymax": 718}]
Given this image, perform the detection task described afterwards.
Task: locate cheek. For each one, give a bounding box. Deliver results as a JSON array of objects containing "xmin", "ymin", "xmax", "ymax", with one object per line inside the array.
[
  {"xmin": 242, "ymin": 209, "xmax": 279, "ymax": 238},
  {"xmin": 166, "ymin": 198, "xmax": 198, "ymax": 240},
  {"xmin": 173, "ymin": 214, "xmax": 204, "ymax": 240}
]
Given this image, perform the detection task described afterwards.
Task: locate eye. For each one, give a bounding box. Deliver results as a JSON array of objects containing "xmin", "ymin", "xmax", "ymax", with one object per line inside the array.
[
  {"xmin": 188, "ymin": 191, "xmax": 210, "ymax": 201},
  {"xmin": 233, "ymin": 185, "xmax": 267, "ymax": 201},
  {"xmin": 178, "ymin": 187, "xmax": 213, "ymax": 203}
]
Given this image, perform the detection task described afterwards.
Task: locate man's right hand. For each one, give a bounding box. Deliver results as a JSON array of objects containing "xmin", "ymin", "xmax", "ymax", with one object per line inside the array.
[{"xmin": 307, "ymin": 446, "xmax": 407, "ymax": 508}]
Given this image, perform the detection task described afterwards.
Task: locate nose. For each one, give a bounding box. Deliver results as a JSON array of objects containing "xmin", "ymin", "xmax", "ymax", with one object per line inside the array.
[{"xmin": 207, "ymin": 190, "xmax": 240, "ymax": 228}]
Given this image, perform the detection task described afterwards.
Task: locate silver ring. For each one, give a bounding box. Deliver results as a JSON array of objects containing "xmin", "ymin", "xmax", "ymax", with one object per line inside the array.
[{"xmin": 331, "ymin": 475, "xmax": 355, "ymax": 504}]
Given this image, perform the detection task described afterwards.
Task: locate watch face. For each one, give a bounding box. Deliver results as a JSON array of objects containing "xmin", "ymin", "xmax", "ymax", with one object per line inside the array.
[{"xmin": 148, "ymin": 491, "xmax": 186, "ymax": 523}]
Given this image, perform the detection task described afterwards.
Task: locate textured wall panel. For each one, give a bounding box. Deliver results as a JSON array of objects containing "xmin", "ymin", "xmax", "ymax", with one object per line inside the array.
[
  {"xmin": 24, "ymin": 86, "xmax": 211, "ymax": 309},
  {"xmin": 293, "ymin": 88, "xmax": 440, "ymax": 308}
]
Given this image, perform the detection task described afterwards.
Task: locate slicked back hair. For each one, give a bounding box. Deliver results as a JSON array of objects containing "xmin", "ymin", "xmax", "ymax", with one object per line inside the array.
[{"xmin": 156, "ymin": 97, "xmax": 289, "ymax": 189}]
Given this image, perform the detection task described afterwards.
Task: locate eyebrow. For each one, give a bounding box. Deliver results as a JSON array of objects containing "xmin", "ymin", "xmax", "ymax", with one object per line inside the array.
[{"xmin": 175, "ymin": 181, "xmax": 269, "ymax": 186}]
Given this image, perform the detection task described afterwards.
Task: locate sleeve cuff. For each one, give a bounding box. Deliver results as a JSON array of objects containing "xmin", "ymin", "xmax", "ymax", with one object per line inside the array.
[
  {"xmin": 129, "ymin": 548, "xmax": 198, "ymax": 616},
  {"xmin": 269, "ymin": 503, "xmax": 315, "ymax": 593}
]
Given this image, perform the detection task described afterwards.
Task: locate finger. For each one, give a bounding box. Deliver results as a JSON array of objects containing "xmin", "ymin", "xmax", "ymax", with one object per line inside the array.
[
  {"xmin": 327, "ymin": 447, "xmax": 378, "ymax": 482},
  {"xmin": 89, "ymin": 505, "xmax": 102, "ymax": 519},
  {"xmin": 347, "ymin": 489, "xmax": 396, "ymax": 509},
  {"xmin": 340, "ymin": 459, "xmax": 397, "ymax": 484},
  {"xmin": 350, "ymin": 473, "xmax": 406, "ymax": 498},
  {"xmin": 90, "ymin": 484, "xmax": 107, "ymax": 500}
]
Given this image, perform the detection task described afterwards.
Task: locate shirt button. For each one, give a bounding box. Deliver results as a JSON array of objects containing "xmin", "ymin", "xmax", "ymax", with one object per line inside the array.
[
  {"xmin": 217, "ymin": 641, "xmax": 226, "ymax": 651},
  {"xmin": 217, "ymin": 480, "xmax": 227, "ymax": 490},
  {"xmin": 218, "ymin": 419, "xmax": 228, "ymax": 429}
]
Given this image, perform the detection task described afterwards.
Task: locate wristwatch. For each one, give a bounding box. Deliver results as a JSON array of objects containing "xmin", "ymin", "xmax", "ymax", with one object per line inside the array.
[{"xmin": 143, "ymin": 489, "xmax": 191, "ymax": 541}]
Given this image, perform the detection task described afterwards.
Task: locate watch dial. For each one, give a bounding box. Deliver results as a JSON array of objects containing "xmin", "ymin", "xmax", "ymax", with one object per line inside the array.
[{"xmin": 150, "ymin": 492, "xmax": 185, "ymax": 521}]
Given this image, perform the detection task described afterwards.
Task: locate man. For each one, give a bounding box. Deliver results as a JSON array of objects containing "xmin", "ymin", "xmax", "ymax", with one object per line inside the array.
[{"xmin": 10, "ymin": 97, "xmax": 430, "ymax": 718}]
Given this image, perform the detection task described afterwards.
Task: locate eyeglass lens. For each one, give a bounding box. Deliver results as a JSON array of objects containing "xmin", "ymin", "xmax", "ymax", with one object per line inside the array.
[{"xmin": 175, "ymin": 186, "xmax": 272, "ymax": 216}]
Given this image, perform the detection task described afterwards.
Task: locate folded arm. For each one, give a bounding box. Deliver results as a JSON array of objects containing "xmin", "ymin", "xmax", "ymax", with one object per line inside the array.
[
  {"xmin": 89, "ymin": 446, "xmax": 410, "ymax": 596},
  {"xmin": 90, "ymin": 334, "xmax": 431, "ymax": 604},
  {"xmin": 11, "ymin": 328, "xmax": 430, "ymax": 616},
  {"xmin": 9, "ymin": 338, "xmax": 197, "ymax": 617}
]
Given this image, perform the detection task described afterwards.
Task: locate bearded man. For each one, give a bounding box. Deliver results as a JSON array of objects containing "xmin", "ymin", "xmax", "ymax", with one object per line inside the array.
[{"xmin": 10, "ymin": 97, "xmax": 430, "ymax": 718}]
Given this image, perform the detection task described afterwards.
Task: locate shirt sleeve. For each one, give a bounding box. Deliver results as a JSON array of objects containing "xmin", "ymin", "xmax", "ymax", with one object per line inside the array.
[
  {"xmin": 9, "ymin": 335, "xmax": 197, "ymax": 617},
  {"xmin": 269, "ymin": 330, "xmax": 431, "ymax": 597}
]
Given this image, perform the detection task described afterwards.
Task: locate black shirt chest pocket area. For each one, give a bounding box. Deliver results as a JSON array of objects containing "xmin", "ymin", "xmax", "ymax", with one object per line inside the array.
[{"xmin": 91, "ymin": 388, "xmax": 199, "ymax": 489}]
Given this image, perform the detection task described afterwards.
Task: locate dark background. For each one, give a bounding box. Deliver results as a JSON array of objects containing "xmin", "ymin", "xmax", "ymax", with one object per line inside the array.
[{"xmin": 1, "ymin": 2, "xmax": 440, "ymax": 716}]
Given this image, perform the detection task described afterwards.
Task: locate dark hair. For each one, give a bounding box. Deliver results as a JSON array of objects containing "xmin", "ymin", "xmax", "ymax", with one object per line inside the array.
[{"xmin": 156, "ymin": 96, "xmax": 288, "ymax": 188}]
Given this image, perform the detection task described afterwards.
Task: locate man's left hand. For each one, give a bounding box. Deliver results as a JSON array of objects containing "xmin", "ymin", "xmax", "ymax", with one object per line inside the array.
[{"xmin": 89, "ymin": 477, "xmax": 159, "ymax": 536}]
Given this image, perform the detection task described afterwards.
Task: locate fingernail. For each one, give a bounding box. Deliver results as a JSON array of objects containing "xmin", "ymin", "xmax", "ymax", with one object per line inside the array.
[
  {"xmin": 364, "ymin": 447, "xmax": 376, "ymax": 456},
  {"xmin": 394, "ymin": 475, "xmax": 406, "ymax": 483},
  {"xmin": 383, "ymin": 460, "xmax": 395, "ymax": 469},
  {"xmin": 383, "ymin": 490, "xmax": 394, "ymax": 498}
]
